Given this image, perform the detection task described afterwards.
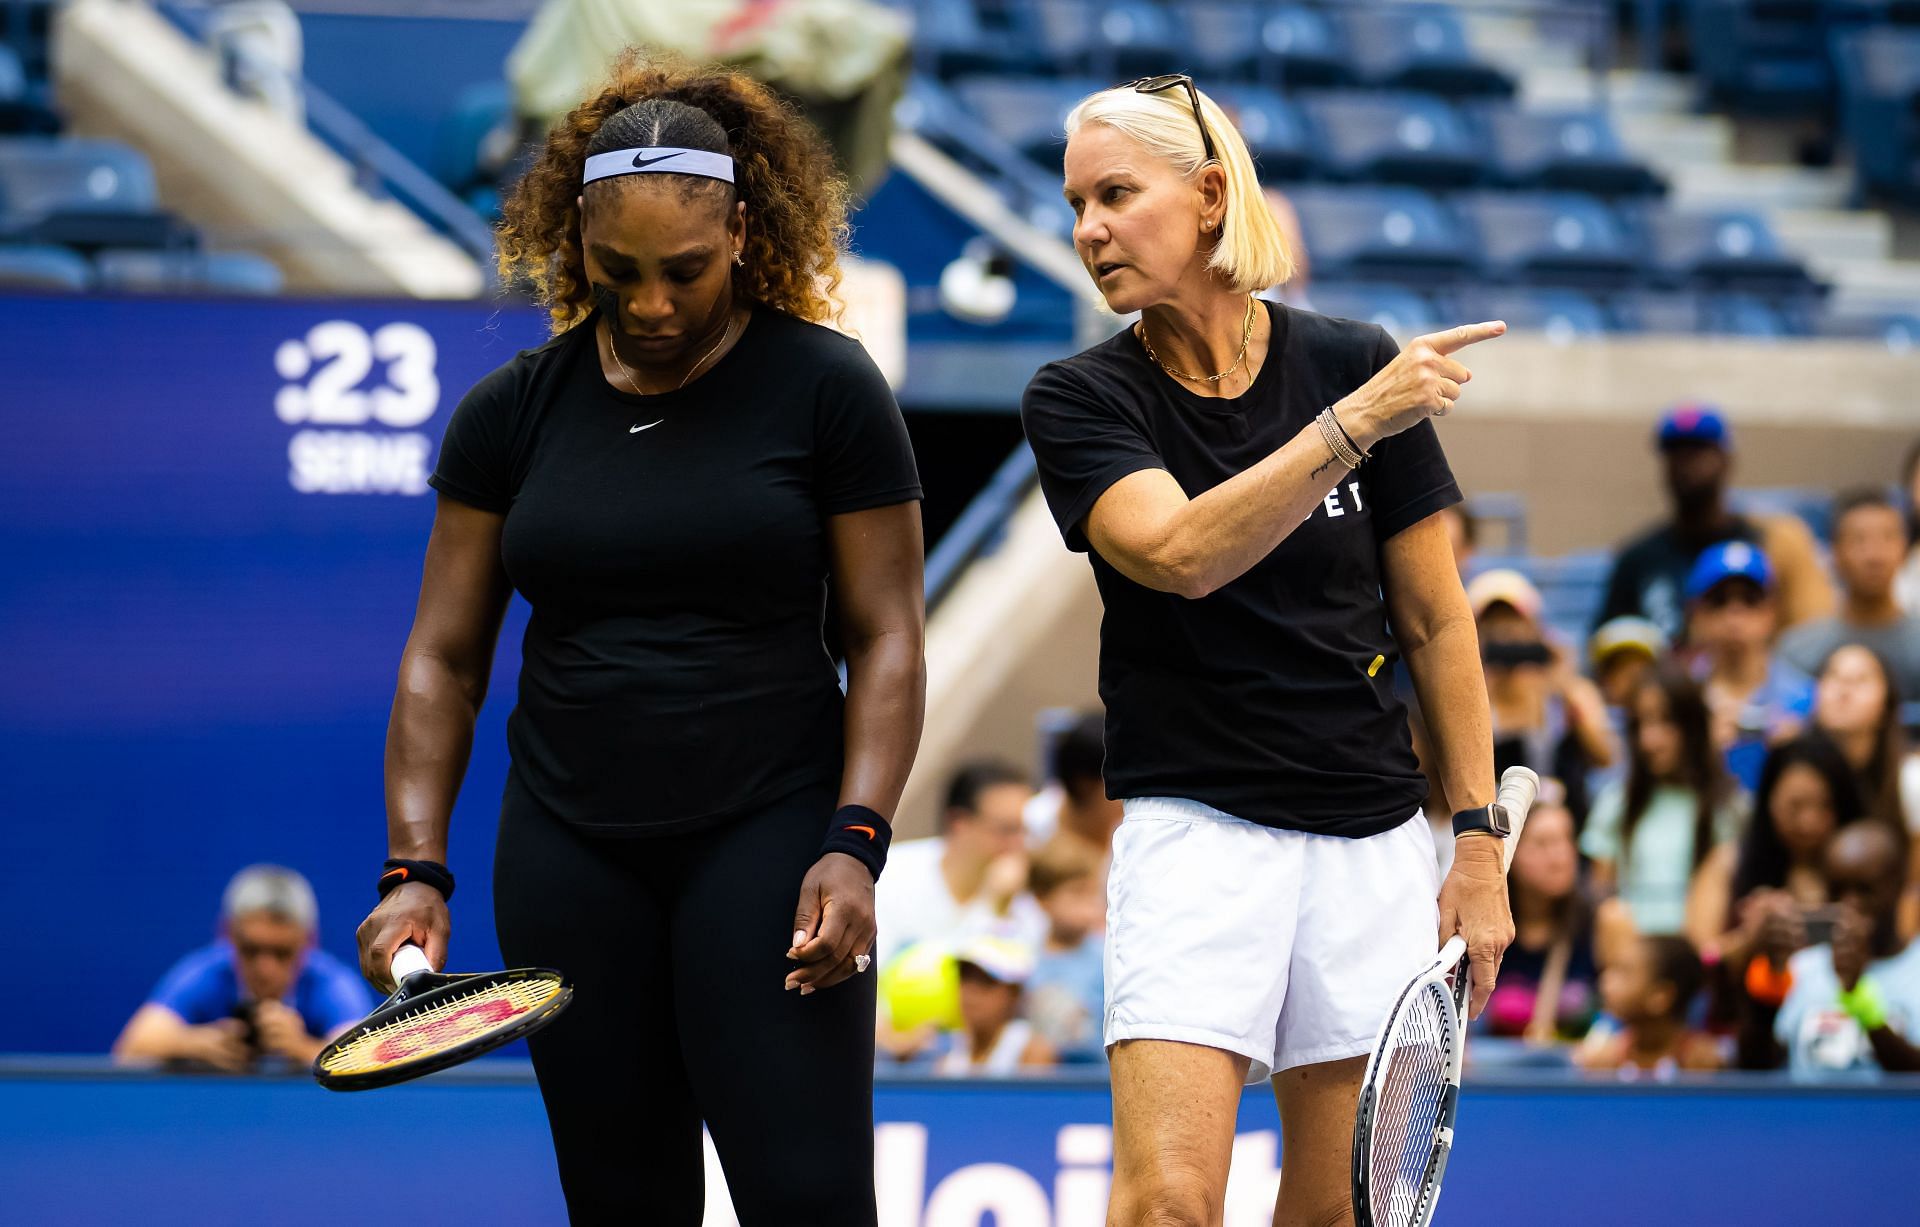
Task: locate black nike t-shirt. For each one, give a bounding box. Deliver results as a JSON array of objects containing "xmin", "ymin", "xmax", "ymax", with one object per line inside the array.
[
  {"xmin": 1021, "ymin": 301, "xmax": 1460, "ymax": 837},
  {"xmin": 430, "ymin": 304, "xmax": 921, "ymax": 834}
]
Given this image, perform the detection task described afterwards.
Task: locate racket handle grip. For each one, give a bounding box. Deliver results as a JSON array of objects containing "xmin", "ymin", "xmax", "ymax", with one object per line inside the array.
[
  {"xmin": 390, "ymin": 943, "xmax": 433, "ymax": 982},
  {"xmin": 1496, "ymin": 766, "xmax": 1540, "ymax": 874}
]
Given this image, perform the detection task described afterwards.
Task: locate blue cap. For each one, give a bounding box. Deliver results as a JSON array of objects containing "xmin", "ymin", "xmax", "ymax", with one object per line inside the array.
[
  {"xmin": 1657, "ymin": 403, "xmax": 1729, "ymax": 450},
  {"xmin": 1685, "ymin": 540, "xmax": 1773, "ymax": 602}
]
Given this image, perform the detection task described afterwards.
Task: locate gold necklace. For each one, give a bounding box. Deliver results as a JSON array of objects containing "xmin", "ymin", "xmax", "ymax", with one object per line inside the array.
[
  {"xmin": 607, "ymin": 311, "xmax": 738, "ymax": 395},
  {"xmin": 1138, "ymin": 296, "xmax": 1256, "ymax": 385}
]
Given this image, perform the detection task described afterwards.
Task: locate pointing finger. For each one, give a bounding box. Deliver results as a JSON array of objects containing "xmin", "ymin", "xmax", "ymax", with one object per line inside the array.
[{"xmin": 1421, "ymin": 320, "xmax": 1507, "ymax": 357}]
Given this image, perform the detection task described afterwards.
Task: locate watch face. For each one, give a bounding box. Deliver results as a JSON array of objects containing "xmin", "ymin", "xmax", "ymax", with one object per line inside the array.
[{"xmin": 1489, "ymin": 803, "xmax": 1513, "ymax": 837}]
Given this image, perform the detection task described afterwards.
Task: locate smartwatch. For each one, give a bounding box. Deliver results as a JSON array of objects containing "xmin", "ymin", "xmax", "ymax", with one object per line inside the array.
[{"xmin": 1451, "ymin": 803, "xmax": 1511, "ymax": 840}]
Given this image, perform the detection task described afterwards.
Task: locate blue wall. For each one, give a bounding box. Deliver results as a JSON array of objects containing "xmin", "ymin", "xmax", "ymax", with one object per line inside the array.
[
  {"xmin": 2, "ymin": 1067, "xmax": 1916, "ymax": 1226},
  {"xmin": 0, "ymin": 294, "xmax": 553, "ymax": 1051}
]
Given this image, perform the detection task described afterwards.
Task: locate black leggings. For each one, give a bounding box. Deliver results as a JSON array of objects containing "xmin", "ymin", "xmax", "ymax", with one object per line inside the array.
[{"xmin": 494, "ymin": 771, "xmax": 877, "ymax": 1226}]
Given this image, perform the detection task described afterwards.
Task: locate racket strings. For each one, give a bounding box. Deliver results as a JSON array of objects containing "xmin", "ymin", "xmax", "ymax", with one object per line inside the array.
[
  {"xmin": 1369, "ymin": 981, "xmax": 1456, "ymax": 1227},
  {"xmin": 316, "ymin": 976, "xmax": 562, "ymax": 1076}
]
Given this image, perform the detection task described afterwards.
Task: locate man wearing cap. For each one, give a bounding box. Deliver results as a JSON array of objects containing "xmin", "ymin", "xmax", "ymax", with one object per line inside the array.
[
  {"xmin": 1595, "ymin": 404, "xmax": 1832, "ymax": 642},
  {"xmin": 113, "ymin": 865, "xmax": 371, "ymax": 1071},
  {"xmin": 1685, "ymin": 542, "xmax": 1815, "ymax": 793},
  {"xmin": 1779, "ymin": 488, "xmax": 1920, "ymax": 701}
]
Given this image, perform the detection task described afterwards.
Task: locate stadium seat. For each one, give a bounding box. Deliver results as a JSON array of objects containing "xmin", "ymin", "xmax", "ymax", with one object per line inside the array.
[
  {"xmin": 1299, "ymin": 92, "xmax": 1484, "ymax": 187},
  {"xmin": 0, "ymin": 138, "xmax": 159, "ymax": 228},
  {"xmin": 912, "ymin": 0, "xmax": 1043, "ymax": 77},
  {"xmin": 94, "ymin": 249, "xmax": 284, "ymax": 296},
  {"xmin": 1607, "ymin": 289, "xmax": 1713, "ymax": 334},
  {"xmin": 0, "ymin": 241, "xmax": 90, "ymax": 289},
  {"xmin": 1833, "ymin": 27, "xmax": 1920, "ymax": 200},
  {"xmin": 1029, "ymin": 0, "xmax": 1186, "ymax": 79},
  {"xmin": 433, "ymin": 81, "xmax": 510, "ymax": 196},
  {"xmin": 1628, "ymin": 205, "xmax": 1815, "ymax": 291},
  {"xmin": 1294, "ymin": 280, "xmax": 1440, "ymax": 338},
  {"xmin": 1334, "ymin": 4, "xmax": 1514, "ymax": 97},
  {"xmin": 1816, "ymin": 306, "xmax": 1920, "ymax": 350},
  {"xmin": 1283, "ymin": 184, "xmax": 1475, "ymax": 282},
  {"xmin": 1451, "ymin": 192, "xmax": 1641, "ymax": 286},
  {"xmin": 1688, "ymin": 0, "xmax": 1838, "ymax": 112},
  {"xmin": 1441, "ymin": 286, "xmax": 1612, "ymax": 341},
  {"xmin": 1187, "ymin": 3, "xmax": 1354, "ymax": 89},
  {"xmin": 1210, "ymin": 86, "xmax": 1314, "ymax": 180},
  {"xmin": 1700, "ymin": 292, "xmax": 1805, "ymax": 337},
  {"xmin": 951, "ymin": 75, "xmax": 1101, "ymax": 168},
  {"xmin": 1473, "ymin": 105, "xmax": 1664, "ymax": 197}
]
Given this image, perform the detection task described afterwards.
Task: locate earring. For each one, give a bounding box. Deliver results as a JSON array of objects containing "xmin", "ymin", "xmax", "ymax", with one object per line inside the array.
[{"xmin": 733, "ymin": 250, "xmax": 744, "ymax": 266}]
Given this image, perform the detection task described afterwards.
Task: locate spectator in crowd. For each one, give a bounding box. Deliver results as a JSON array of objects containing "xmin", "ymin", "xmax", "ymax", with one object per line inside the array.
[
  {"xmin": 1897, "ymin": 440, "xmax": 1920, "ymax": 614},
  {"xmin": 1684, "ymin": 541, "xmax": 1814, "ymax": 794},
  {"xmin": 933, "ymin": 936, "xmax": 1055, "ymax": 1075},
  {"xmin": 1024, "ymin": 838, "xmax": 1107, "ymax": 1063},
  {"xmin": 1781, "ymin": 489, "xmax": 1920, "ymax": 701},
  {"xmin": 112, "ymin": 865, "xmax": 370, "ymax": 1072},
  {"xmin": 1577, "ymin": 934, "xmax": 1722, "ymax": 1076},
  {"xmin": 1810, "ymin": 644, "xmax": 1909, "ymax": 833},
  {"xmin": 1591, "ymin": 616, "xmax": 1668, "ymax": 713},
  {"xmin": 1594, "ymin": 404, "xmax": 1831, "ymax": 642},
  {"xmin": 1582, "ymin": 665, "xmax": 1741, "ymax": 939},
  {"xmin": 1747, "ymin": 823, "xmax": 1920, "ymax": 1073},
  {"xmin": 875, "ymin": 760, "xmax": 1044, "ymax": 970},
  {"xmin": 1479, "ymin": 786, "xmax": 1599, "ymax": 1043},
  {"xmin": 1470, "ymin": 569, "xmax": 1615, "ymax": 824},
  {"xmin": 1023, "ymin": 710, "xmax": 1123, "ymax": 858},
  {"xmin": 1695, "ymin": 734, "xmax": 1872, "ymax": 984}
]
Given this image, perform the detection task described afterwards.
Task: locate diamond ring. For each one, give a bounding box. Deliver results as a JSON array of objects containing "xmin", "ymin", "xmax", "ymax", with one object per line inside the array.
[{"xmin": 854, "ymin": 954, "xmax": 872, "ymax": 974}]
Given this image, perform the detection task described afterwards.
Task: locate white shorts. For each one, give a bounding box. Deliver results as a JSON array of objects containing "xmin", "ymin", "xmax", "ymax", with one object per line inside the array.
[{"xmin": 1104, "ymin": 797, "xmax": 1441, "ymax": 1084}]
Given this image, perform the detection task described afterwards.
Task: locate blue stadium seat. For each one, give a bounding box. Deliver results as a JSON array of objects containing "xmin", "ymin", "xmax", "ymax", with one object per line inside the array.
[
  {"xmin": 1210, "ymin": 86, "xmax": 1314, "ymax": 180},
  {"xmin": 1334, "ymin": 4, "xmax": 1514, "ymax": 97},
  {"xmin": 1451, "ymin": 191, "xmax": 1640, "ymax": 286},
  {"xmin": 1833, "ymin": 28, "xmax": 1920, "ymax": 200},
  {"xmin": 1700, "ymin": 292, "xmax": 1804, "ymax": 337},
  {"xmin": 1607, "ymin": 289, "xmax": 1712, "ymax": 333},
  {"xmin": 1029, "ymin": 0, "xmax": 1186, "ymax": 79},
  {"xmin": 1299, "ymin": 92, "xmax": 1484, "ymax": 186},
  {"xmin": 1816, "ymin": 306, "xmax": 1920, "ymax": 350},
  {"xmin": 0, "ymin": 241, "xmax": 91, "ymax": 289},
  {"xmin": 1283, "ymin": 185, "xmax": 1476, "ymax": 282},
  {"xmin": 912, "ymin": 0, "xmax": 1043, "ymax": 77},
  {"xmin": 0, "ymin": 138, "xmax": 159, "ymax": 228},
  {"xmin": 433, "ymin": 81, "xmax": 510, "ymax": 194},
  {"xmin": 1629, "ymin": 205, "xmax": 1814, "ymax": 290},
  {"xmin": 951, "ymin": 76, "xmax": 1101, "ymax": 167},
  {"xmin": 1295, "ymin": 280, "xmax": 1441, "ymax": 338},
  {"xmin": 1688, "ymin": 0, "xmax": 1838, "ymax": 112},
  {"xmin": 1188, "ymin": 3, "xmax": 1354, "ymax": 88},
  {"xmin": 1442, "ymin": 286, "xmax": 1612, "ymax": 340},
  {"xmin": 1473, "ymin": 105, "xmax": 1663, "ymax": 197},
  {"xmin": 94, "ymin": 249, "xmax": 283, "ymax": 296}
]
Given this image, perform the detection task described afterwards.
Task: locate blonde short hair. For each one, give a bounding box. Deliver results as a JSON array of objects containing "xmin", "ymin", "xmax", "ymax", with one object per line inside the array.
[{"xmin": 1066, "ymin": 83, "xmax": 1295, "ymax": 293}]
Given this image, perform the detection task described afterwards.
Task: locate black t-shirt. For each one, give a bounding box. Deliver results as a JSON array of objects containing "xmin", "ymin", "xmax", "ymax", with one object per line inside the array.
[
  {"xmin": 430, "ymin": 304, "xmax": 921, "ymax": 834},
  {"xmin": 1021, "ymin": 301, "xmax": 1461, "ymax": 837},
  {"xmin": 1593, "ymin": 517, "xmax": 1761, "ymax": 641}
]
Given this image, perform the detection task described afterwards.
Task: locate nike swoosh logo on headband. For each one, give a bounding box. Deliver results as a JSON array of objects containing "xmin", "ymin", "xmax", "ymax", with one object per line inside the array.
[{"xmin": 632, "ymin": 151, "xmax": 685, "ymax": 169}]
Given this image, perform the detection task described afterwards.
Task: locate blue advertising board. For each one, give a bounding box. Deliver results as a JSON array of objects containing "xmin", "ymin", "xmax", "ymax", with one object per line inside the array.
[
  {"xmin": 0, "ymin": 1064, "xmax": 1914, "ymax": 1226},
  {"xmin": 0, "ymin": 293, "xmax": 553, "ymax": 1052}
]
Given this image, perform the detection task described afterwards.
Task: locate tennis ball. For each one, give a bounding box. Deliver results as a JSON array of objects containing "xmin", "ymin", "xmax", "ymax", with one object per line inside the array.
[{"xmin": 879, "ymin": 941, "xmax": 960, "ymax": 1031}]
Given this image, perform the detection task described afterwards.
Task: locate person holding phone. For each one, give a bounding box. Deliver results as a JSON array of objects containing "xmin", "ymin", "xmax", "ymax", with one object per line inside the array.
[{"xmin": 1468, "ymin": 569, "xmax": 1616, "ymax": 827}]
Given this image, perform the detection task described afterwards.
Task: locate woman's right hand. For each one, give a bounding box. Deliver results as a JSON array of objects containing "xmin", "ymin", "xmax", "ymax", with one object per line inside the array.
[
  {"xmin": 356, "ymin": 882, "xmax": 451, "ymax": 993},
  {"xmin": 1334, "ymin": 321, "xmax": 1507, "ymax": 450}
]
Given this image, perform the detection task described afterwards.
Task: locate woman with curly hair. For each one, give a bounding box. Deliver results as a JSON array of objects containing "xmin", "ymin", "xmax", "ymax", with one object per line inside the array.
[{"xmin": 354, "ymin": 54, "xmax": 924, "ymax": 1224}]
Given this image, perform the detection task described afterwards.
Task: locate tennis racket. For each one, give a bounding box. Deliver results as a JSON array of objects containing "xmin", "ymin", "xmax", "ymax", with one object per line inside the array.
[
  {"xmin": 1350, "ymin": 765, "xmax": 1539, "ymax": 1227},
  {"xmin": 312, "ymin": 944, "xmax": 573, "ymax": 1091}
]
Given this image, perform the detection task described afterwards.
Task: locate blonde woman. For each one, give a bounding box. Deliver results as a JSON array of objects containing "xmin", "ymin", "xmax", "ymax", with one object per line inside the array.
[{"xmin": 1020, "ymin": 75, "xmax": 1512, "ymax": 1226}]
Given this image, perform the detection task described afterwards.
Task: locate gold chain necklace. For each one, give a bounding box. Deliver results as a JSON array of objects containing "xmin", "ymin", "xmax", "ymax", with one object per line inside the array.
[
  {"xmin": 1138, "ymin": 296, "xmax": 1256, "ymax": 385},
  {"xmin": 607, "ymin": 311, "xmax": 738, "ymax": 395}
]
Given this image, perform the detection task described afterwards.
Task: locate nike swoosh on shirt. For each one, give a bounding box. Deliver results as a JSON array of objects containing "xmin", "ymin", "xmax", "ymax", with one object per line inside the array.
[
  {"xmin": 630, "ymin": 420, "xmax": 664, "ymax": 434},
  {"xmin": 631, "ymin": 151, "xmax": 685, "ymax": 169}
]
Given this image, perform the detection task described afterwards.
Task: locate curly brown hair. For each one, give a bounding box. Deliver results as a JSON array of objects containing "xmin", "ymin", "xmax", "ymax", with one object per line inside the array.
[{"xmin": 496, "ymin": 50, "xmax": 850, "ymax": 334}]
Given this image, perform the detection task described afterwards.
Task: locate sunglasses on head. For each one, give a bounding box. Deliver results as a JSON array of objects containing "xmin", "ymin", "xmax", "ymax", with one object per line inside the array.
[{"xmin": 1121, "ymin": 74, "xmax": 1218, "ymax": 166}]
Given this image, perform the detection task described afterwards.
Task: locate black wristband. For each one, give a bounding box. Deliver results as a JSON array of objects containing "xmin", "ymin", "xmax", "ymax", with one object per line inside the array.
[
  {"xmin": 819, "ymin": 805, "xmax": 892, "ymax": 881},
  {"xmin": 378, "ymin": 858, "xmax": 455, "ymax": 902},
  {"xmin": 1450, "ymin": 804, "xmax": 1509, "ymax": 840}
]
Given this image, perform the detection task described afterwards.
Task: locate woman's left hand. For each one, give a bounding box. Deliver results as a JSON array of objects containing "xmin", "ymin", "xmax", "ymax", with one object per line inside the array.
[
  {"xmin": 786, "ymin": 852, "xmax": 877, "ymax": 995},
  {"xmin": 1438, "ymin": 834, "xmax": 1516, "ymax": 1019}
]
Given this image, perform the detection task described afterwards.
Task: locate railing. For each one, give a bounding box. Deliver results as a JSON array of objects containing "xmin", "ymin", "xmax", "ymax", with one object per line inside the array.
[
  {"xmin": 151, "ymin": 0, "xmax": 498, "ymax": 271},
  {"xmin": 923, "ymin": 439, "xmax": 1039, "ymax": 609}
]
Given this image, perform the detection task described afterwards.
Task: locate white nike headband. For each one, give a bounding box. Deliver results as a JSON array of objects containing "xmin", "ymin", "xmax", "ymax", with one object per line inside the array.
[{"xmin": 583, "ymin": 147, "xmax": 736, "ymax": 186}]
